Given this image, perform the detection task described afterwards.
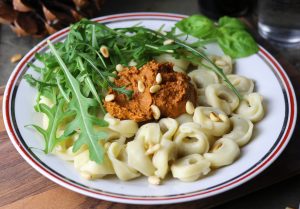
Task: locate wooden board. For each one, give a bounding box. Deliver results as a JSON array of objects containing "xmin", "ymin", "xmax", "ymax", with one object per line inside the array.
[{"xmin": 1, "ymin": 21, "xmax": 300, "ymax": 209}]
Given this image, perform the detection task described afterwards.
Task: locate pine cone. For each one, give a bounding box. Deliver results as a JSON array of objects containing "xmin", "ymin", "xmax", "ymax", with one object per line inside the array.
[{"xmin": 0, "ymin": 0, "xmax": 105, "ymax": 37}]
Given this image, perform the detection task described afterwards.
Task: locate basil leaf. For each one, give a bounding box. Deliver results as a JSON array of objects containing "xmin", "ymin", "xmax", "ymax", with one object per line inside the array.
[
  {"xmin": 175, "ymin": 15, "xmax": 216, "ymax": 38},
  {"xmin": 218, "ymin": 16, "xmax": 245, "ymax": 30},
  {"xmin": 217, "ymin": 27, "xmax": 259, "ymax": 58}
]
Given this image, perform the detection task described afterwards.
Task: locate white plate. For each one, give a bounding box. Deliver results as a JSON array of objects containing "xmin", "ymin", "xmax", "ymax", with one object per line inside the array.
[{"xmin": 3, "ymin": 12, "xmax": 297, "ymax": 205}]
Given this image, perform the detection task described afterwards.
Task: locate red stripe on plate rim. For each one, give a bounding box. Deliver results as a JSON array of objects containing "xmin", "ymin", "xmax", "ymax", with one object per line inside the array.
[{"xmin": 2, "ymin": 13, "xmax": 297, "ymax": 203}]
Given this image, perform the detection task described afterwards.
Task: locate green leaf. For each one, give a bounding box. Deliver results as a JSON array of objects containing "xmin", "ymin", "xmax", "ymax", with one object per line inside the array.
[
  {"xmin": 218, "ymin": 16, "xmax": 245, "ymax": 30},
  {"xmin": 47, "ymin": 40, "xmax": 109, "ymax": 163},
  {"xmin": 175, "ymin": 15, "xmax": 216, "ymax": 39},
  {"xmin": 28, "ymin": 100, "xmax": 73, "ymax": 153},
  {"xmin": 217, "ymin": 27, "xmax": 259, "ymax": 58}
]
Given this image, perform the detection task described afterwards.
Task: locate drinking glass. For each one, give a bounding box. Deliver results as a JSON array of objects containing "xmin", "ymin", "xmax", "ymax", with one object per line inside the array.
[{"xmin": 258, "ymin": 0, "xmax": 300, "ymax": 43}]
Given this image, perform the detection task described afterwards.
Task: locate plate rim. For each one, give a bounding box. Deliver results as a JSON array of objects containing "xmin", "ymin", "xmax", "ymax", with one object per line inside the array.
[{"xmin": 2, "ymin": 12, "xmax": 298, "ymax": 205}]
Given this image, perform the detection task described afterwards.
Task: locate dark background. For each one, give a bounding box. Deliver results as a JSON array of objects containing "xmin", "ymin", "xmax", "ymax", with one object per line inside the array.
[{"xmin": 0, "ymin": 0, "xmax": 299, "ymax": 208}]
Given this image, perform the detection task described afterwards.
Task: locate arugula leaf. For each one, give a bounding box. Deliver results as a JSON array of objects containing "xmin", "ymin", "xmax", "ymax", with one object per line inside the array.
[
  {"xmin": 217, "ymin": 27, "xmax": 259, "ymax": 58},
  {"xmin": 218, "ymin": 16, "xmax": 245, "ymax": 29},
  {"xmin": 28, "ymin": 99, "xmax": 73, "ymax": 153},
  {"xmin": 175, "ymin": 15, "xmax": 216, "ymax": 39},
  {"xmin": 47, "ymin": 40, "xmax": 109, "ymax": 163}
]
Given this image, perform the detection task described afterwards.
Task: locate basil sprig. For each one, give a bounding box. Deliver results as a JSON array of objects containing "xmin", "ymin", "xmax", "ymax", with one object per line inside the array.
[{"xmin": 176, "ymin": 15, "xmax": 259, "ymax": 58}]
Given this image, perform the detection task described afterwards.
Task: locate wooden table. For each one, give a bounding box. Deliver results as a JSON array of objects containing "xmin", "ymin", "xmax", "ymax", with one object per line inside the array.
[{"xmin": 1, "ymin": 23, "xmax": 300, "ymax": 209}]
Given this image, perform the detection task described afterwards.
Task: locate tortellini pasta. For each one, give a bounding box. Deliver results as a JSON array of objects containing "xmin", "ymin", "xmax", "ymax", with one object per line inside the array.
[
  {"xmin": 104, "ymin": 113, "xmax": 138, "ymax": 138},
  {"xmin": 174, "ymin": 122, "xmax": 210, "ymax": 156},
  {"xmin": 196, "ymin": 88, "xmax": 209, "ymax": 106},
  {"xmin": 175, "ymin": 113, "xmax": 193, "ymax": 125},
  {"xmin": 51, "ymin": 52, "xmax": 265, "ymax": 185},
  {"xmin": 223, "ymin": 115, "xmax": 254, "ymax": 146},
  {"xmin": 235, "ymin": 93, "xmax": 264, "ymax": 122},
  {"xmin": 107, "ymin": 142, "xmax": 140, "ymax": 181},
  {"xmin": 134, "ymin": 123, "xmax": 162, "ymax": 145},
  {"xmin": 188, "ymin": 69, "xmax": 219, "ymax": 106},
  {"xmin": 74, "ymin": 150, "xmax": 115, "ymax": 179},
  {"xmin": 205, "ymin": 84, "xmax": 239, "ymax": 114},
  {"xmin": 159, "ymin": 118, "xmax": 178, "ymax": 140},
  {"xmin": 202, "ymin": 55, "xmax": 233, "ymax": 74},
  {"xmin": 188, "ymin": 69, "xmax": 219, "ymax": 89},
  {"xmin": 204, "ymin": 138, "xmax": 240, "ymax": 168},
  {"xmin": 171, "ymin": 154, "xmax": 211, "ymax": 182},
  {"xmin": 226, "ymin": 74, "xmax": 254, "ymax": 96},
  {"xmin": 212, "ymin": 55, "xmax": 233, "ymax": 74},
  {"xmin": 126, "ymin": 139, "xmax": 156, "ymax": 176},
  {"xmin": 193, "ymin": 106, "xmax": 231, "ymax": 137},
  {"xmin": 152, "ymin": 139, "xmax": 177, "ymax": 178},
  {"xmin": 155, "ymin": 54, "xmax": 190, "ymax": 72}
]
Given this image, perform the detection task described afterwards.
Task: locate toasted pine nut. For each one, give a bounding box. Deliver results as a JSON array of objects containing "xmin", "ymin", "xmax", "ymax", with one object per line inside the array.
[
  {"xmin": 160, "ymin": 31, "xmax": 167, "ymax": 36},
  {"xmin": 105, "ymin": 94, "xmax": 115, "ymax": 102},
  {"xmin": 212, "ymin": 142, "xmax": 223, "ymax": 152},
  {"xmin": 138, "ymin": 80, "xmax": 145, "ymax": 93},
  {"xmin": 108, "ymin": 76, "xmax": 115, "ymax": 82},
  {"xmin": 163, "ymin": 39, "xmax": 174, "ymax": 45},
  {"xmin": 155, "ymin": 73, "xmax": 162, "ymax": 84},
  {"xmin": 80, "ymin": 172, "xmax": 92, "ymax": 180},
  {"xmin": 10, "ymin": 53, "xmax": 22, "ymax": 63},
  {"xmin": 218, "ymin": 114, "xmax": 227, "ymax": 122},
  {"xmin": 146, "ymin": 144, "xmax": 161, "ymax": 155},
  {"xmin": 185, "ymin": 101, "xmax": 195, "ymax": 115},
  {"xmin": 129, "ymin": 59, "xmax": 137, "ymax": 66},
  {"xmin": 151, "ymin": 104, "xmax": 161, "ymax": 120},
  {"xmin": 150, "ymin": 85, "xmax": 161, "ymax": 93},
  {"xmin": 215, "ymin": 59, "xmax": 226, "ymax": 66},
  {"xmin": 100, "ymin": 45, "xmax": 109, "ymax": 58},
  {"xmin": 104, "ymin": 142, "xmax": 111, "ymax": 150},
  {"xmin": 54, "ymin": 145, "xmax": 62, "ymax": 152},
  {"xmin": 209, "ymin": 112, "xmax": 220, "ymax": 122},
  {"xmin": 166, "ymin": 49, "xmax": 174, "ymax": 53},
  {"xmin": 148, "ymin": 176, "xmax": 161, "ymax": 185},
  {"xmin": 116, "ymin": 64, "xmax": 123, "ymax": 72}
]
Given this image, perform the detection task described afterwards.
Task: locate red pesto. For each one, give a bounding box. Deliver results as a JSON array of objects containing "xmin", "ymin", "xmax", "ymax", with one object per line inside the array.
[{"xmin": 104, "ymin": 60, "xmax": 197, "ymax": 122}]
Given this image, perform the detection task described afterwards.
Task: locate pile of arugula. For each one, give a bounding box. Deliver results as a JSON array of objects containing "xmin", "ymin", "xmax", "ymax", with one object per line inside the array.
[{"xmin": 25, "ymin": 16, "xmax": 258, "ymax": 164}]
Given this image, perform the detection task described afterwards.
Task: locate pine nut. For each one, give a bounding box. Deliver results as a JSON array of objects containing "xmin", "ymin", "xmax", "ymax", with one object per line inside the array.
[
  {"xmin": 150, "ymin": 85, "xmax": 161, "ymax": 93},
  {"xmin": 148, "ymin": 176, "xmax": 161, "ymax": 185},
  {"xmin": 129, "ymin": 59, "xmax": 137, "ymax": 66},
  {"xmin": 116, "ymin": 64, "xmax": 123, "ymax": 72},
  {"xmin": 166, "ymin": 49, "xmax": 174, "ymax": 53},
  {"xmin": 54, "ymin": 145, "xmax": 62, "ymax": 152},
  {"xmin": 105, "ymin": 94, "xmax": 115, "ymax": 102},
  {"xmin": 155, "ymin": 73, "xmax": 162, "ymax": 84},
  {"xmin": 160, "ymin": 31, "xmax": 167, "ymax": 36},
  {"xmin": 215, "ymin": 59, "xmax": 226, "ymax": 66},
  {"xmin": 185, "ymin": 101, "xmax": 195, "ymax": 115},
  {"xmin": 108, "ymin": 76, "xmax": 115, "ymax": 82},
  {"xmin": 146, "ymin": 144, "xmax": 161, "ymax": 155},
  {"xmin": 100, "ymin": 45, "xmax": 109, "ymax": 58},
  {"xmin": 151, "ymin": 104, "xmax": 161, "ymax": 120},
  {"xmin": 81, "ymin": 172, "xmax": 92, "ymax": 180},
  {"xmin": 104, "ymin": 142, "xmax": 111, "ymax": 150},
  {"xmin": 218, "ymin": 114, "xmax": 227, "ymax": 122},
  {"xmin": 163, "ymin": 39, "xmax": 174, "ymax": 45},
  {"xmin": 212, "ymin": 142, "xmax": 223, "ymax": 152},
  {"xmin": 138, "ymin": 80, "xmax": 145, "ymax": 93},
  {"xmin": 209, "ymin": 112, "xmax": 220, "ymax": 122},
  {"xmin": 10, "ymin": 53, "xmax": 22, "ymax": 63}
]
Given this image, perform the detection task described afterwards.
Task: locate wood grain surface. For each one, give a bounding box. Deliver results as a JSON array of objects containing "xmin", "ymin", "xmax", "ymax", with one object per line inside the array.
[{"xmin": 1, "ymin": 21, "xmax": 300, "ymax": 209}]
